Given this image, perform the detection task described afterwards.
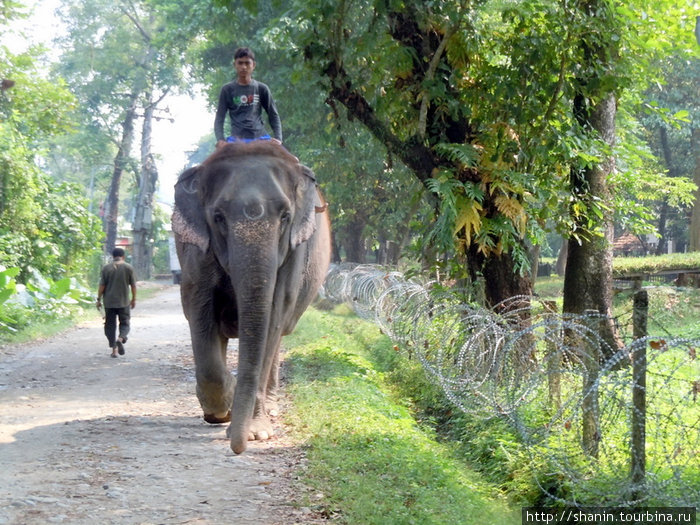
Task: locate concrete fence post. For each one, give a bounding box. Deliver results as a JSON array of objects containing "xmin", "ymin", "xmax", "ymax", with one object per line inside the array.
[
  {"xmin": 544, "ymin": 300, "xmax": 561, "ymax": 411},
  {"xmin": 581, "ymin": 309, "xmax": 601, "ymax": 458}
]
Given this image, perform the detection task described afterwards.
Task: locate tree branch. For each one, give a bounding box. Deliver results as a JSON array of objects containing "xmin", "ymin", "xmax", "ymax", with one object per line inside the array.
[
  {"xmin": 120, "ymin": 3, "xmax": 151, "ymax": 43},
  {"xmin": 418, "ymin": 27, "xmax": 454, "ymax": 138},
  {"xmin": 326, "ymin": 60, "xmax": 437, "ymax": 182}
]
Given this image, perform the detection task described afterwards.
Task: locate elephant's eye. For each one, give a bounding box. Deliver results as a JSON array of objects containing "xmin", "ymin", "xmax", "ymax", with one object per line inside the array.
[
  {"xmin": 213, "ymin": 211, "xmax": 226, "ymax": 224},
  {"xmin": 280, "ymin": 211, "xmax": 291, "ymax": 224}
]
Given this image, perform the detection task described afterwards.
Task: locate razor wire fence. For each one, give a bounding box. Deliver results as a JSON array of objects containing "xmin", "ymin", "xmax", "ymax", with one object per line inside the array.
[{"xmin": 319, "ymin": 263, "xmax": 699, "ymax": 508}]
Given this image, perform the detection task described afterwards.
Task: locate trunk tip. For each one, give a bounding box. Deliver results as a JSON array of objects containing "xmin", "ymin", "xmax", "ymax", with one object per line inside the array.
[{"xmin": 231, "ymin": 439, "xmax": 247, "ymax": 455}]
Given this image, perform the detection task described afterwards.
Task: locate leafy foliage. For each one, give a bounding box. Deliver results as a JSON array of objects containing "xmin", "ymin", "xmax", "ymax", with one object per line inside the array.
[
  {"xmin": 202, "ymin": 0, "xmax": 697, "ymax": 301},
  {"xmin": 0, "ymin": 265, "xmax": 93, "ymax": 338},
  {"xmin": 0, "ymin": 44, "xmax": 102, "ymax": 282}
]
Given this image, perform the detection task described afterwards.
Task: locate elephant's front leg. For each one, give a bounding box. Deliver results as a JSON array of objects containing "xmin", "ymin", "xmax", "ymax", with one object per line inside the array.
[
  {"xmin": 179, "ymin": 252, "xmax": 235, "ymax": 424},
  {"xmin": 194, "ymin": 330, "xmax": 234, "ymax": 424},
  {"xmin": 185, "ymin": 295, "xmax": 234, "ymax": 423}
]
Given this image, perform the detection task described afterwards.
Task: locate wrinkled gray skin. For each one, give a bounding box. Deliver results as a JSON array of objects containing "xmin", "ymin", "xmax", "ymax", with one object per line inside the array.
[{"xmin": 172, "ymin": 142, "xmax": 331, "ymax": 454}]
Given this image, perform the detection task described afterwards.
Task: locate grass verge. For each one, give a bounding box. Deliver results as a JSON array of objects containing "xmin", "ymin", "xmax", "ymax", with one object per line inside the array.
[{"xmin": 282, "ymin": 304, "xmax": 520, "ymax": 524}]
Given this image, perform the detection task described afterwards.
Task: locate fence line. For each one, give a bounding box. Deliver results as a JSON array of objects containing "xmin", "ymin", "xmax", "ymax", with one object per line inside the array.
[{"xmin": 320, "ymin": 264, "xmax": 699, "ymax": 507}]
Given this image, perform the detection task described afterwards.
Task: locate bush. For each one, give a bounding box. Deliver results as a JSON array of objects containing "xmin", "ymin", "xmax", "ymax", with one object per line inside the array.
[{"xmin": 0, "ymin": 266, "xmax": 93, "ymax": 340}]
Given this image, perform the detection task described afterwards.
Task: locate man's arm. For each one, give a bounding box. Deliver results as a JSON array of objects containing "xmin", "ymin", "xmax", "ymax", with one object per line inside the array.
[
  {"xmin": 130, "ymin": 283, "xmax": 137, "ymax": 309},
  {"xmin": 214, "ymin": 85, "xmax": 229, "ymax": 143},
  {"xmin": 96, "ymin": 284, "xmax": 105, "ymax": 308},
  {"xmin": 261, "ymin": 84, "xmax": 282, "ymax": 142}
]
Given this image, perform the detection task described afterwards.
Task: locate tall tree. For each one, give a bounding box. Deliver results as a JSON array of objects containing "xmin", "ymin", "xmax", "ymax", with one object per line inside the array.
[
  {"xmin": 687, "ymin": 16, "xmax": 700, "ymax": 251},
  {"xmin": 103, "ymin": 93, "xmax": 139, "ymax": 256},
  {"xmin": 56, "ymin": 0, "xmax": 188, "ymax": 272},
  {"xmin": 132, "ymin": 91, "xmax": 160, "ymax": 278},
  {"xmin": 278, "ymin": 0, "xmax": 549, "ymax": 305},
  {"xmin": 563, "ymin": 0, "xmax": 622, "ymax": 350},
  {"xmin": 57, "ymin": 0, "xmax": 146, "ymax": 255},
  {"xmin": 208, "ymin": 0, "xmax": 695, "ymax": 311}
]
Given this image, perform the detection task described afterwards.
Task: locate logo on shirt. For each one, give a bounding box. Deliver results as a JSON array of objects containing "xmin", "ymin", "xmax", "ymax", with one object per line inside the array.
[{"xmin": 233, "ymin": 93, "xmax": 259, "ymax": 106}]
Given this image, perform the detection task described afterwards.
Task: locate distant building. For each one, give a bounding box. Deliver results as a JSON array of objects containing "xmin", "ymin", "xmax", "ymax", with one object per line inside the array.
[{"xmin": 613, "ymin": 233, "xmax": 649, "ymax": 256}]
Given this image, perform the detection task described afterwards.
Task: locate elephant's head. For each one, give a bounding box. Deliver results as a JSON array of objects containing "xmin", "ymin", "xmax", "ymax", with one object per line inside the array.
[
  {"xmin": 197, "ymin": 144, "xmax": 318, "ymax": 276},
  {"xmin": 175, "ymin": 141, "xmax": 321, "ymax": 453}
]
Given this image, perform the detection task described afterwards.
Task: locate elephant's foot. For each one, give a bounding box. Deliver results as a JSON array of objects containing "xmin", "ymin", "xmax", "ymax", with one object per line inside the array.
[
  {"xmin": 203, "ymin": 411, "xmax": 231, "ymax": 424},
  {"xmin": 265, "ymin": 395, "xmax": 279, "ymax": 417},
  {"xmin": 247, "ymin": 414, "xmax": 275, "ymax": 441},
  {"xmin": 226, "ymin": 414, "xmax": 274, "ymax": 442},
  {"xmin": 196, "ymin": 375, "xmax": 235, "ymax": 422}
]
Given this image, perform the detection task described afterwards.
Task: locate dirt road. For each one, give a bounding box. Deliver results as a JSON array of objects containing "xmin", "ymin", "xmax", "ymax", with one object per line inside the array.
[{"xmin": 0, "ymin": 284, "xmax": 319, "ymax": 525}]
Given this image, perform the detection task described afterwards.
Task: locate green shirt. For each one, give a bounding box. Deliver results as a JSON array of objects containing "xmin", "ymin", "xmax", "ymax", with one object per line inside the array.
[{"xmin": 100, "ymin": 260, "xmax": 136, "ymax": 308}]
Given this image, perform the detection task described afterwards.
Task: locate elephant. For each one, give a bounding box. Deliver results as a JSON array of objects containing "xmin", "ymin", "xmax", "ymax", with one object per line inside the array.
[{"xmin": 171, "ymin": 141, "xmax": 331, "ymax": 454}]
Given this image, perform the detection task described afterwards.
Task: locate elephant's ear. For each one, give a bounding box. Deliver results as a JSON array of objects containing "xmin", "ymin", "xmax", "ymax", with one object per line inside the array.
[
  {"xmin": 290, "ymin": 165, "xmax": 320, "ymax": 249},
  {"xmin": 172, "ymin": 166, "xmax": 209, "ymax": 253}
]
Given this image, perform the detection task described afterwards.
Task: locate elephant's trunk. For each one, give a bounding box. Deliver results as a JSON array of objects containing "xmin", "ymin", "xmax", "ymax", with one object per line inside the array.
[{"xmin": 227, "ymin": 220, "xmax": 277, "ymax": 454}]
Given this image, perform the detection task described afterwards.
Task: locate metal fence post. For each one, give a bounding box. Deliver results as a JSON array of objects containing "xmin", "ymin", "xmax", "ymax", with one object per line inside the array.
[{"xmin": 631, "ymin": 290, "xmax": 648, "ymax": 500}]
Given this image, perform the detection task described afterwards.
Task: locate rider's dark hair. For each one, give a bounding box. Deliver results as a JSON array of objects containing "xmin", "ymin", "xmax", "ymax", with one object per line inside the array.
[{"xmin": 234, "ymin": 47, "xmax": 255, "ymax": 62}]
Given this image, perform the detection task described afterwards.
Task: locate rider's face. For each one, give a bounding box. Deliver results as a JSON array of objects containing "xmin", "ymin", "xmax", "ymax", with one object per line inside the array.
[{"xmin": 234, "ymin": 57, "xmax": 255, "ymax": 83}]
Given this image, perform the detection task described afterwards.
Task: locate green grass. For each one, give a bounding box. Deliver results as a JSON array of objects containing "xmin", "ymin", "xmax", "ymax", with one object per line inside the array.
[
  {"xmin": 540, "ymin": 252, "xmax": 700, "ymax": 278},
  {"xmin": 533, "ymin": 275, "xmax": 564, "ymax": 299},
  {"xmin": 283, "ymin": 304, "xmax": 519, "ymax": 524},
  {"xmin": 535, "ymin": 275, "xmax": 700, "ymax": 339}
]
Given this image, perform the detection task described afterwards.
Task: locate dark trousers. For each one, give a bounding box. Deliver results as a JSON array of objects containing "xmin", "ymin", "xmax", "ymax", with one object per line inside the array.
[{"xmin": 104, "ymin": 307, "xmax": 131, "ymax": 348}]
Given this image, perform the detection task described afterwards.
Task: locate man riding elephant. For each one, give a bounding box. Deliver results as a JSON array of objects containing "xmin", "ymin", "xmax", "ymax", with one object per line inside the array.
[{"xmin": 214, "ymin": 47, "xmax": 282, "ymax": 149}]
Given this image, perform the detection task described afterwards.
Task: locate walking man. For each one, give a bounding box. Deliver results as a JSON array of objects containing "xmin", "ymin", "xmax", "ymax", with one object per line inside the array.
[{"xmin": 96, "ymin": 248, "xmax": 137, "ymax": 358}]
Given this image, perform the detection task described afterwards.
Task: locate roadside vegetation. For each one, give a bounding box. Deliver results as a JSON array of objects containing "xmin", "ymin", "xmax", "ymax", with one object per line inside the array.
[
  {"xmin": 0, "ymin": 266, "xmax": 94, "ymax": 344},
  {"xmin": 283, "ymin": 304, "xmax": 521, "ymax": 524},
  {"xmin": 284, "ymin": 282, "xmax": 699, "ymax": 515}
]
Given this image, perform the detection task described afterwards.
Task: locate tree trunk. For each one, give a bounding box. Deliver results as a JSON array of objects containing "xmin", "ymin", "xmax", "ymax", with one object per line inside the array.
[
  {"xmin": 656, "ymin": 126, "xmax": 676, "ymax": 255},
  {"xmin": 467, "ymin": 244, "xmax": 532, "ymax": 308},
  {"xmin": 530, "ymin": 244, "xmax": 541, "ymax": 287},
  {"xmin": 376, "ymin": 231, "xmax": 388, "ymax": 265},
  {"xmin": 555, "ymin": 239, "xmax": 568, "ymax": 276},
  {"xmin": 392, "ymin": 189, "xmax": 425, "ymax": 266},
  {"xmin": 330, "ymin": 232, "xmax": 342, "ymax": 263},
  {"xmin": 104, "ymin": 94, "xmax": 138, "ymax": 256},
  {"xmin": 562, "ymin": 0, "xmax": 624, "ymax": 356},
  {"xmin": 689, "ymin": 127, "xmax": 700, "ymax": 251},
  {"xmin": 563, "ymin": 92, "xmax": 622, "ymax": 355},
  {"xmin": 132, "ymin": 93, "xmax": 159, "ymax": 279},
  {"xmin": 343, "ymin": 215, "xmax": 367, "ymax": 263},
  {"xmin": 689, "ymin": 18, "xmax": 700, "ymax": 251}
]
